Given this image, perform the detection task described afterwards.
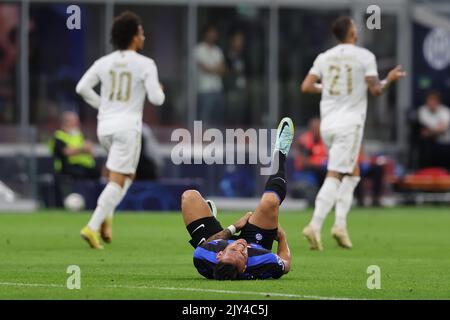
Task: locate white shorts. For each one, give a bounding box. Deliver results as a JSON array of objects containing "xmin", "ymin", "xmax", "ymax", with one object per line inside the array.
[
  {"xmin": 98, "ymin": 130, "xmax": 142, "ymax": 175},
  {"xmin": 321, "ymin": 124, "xmax": 363, "ymax": 174}
]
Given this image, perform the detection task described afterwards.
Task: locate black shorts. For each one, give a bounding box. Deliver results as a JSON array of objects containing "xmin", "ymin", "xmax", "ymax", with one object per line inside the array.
[
  {"xmin": 187, "ymin": 216, "xmax": 223, "ymax": 248},
  {"xmin": 187, "ymin": 217, "xmax": 277, "ymax": 251},
  {"xmin": 239, "ymin": 223, "xmax": 277, "ymax": 251}
]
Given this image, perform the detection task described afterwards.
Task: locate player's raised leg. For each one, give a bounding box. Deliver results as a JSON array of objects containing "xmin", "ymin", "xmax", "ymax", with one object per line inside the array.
[
  {"xmin": 181, "ymin": 190, "xmax": 216, "ymax": 227},
  {"xmin": 249, "ymin": 117, "xmax": 293, "ymax": 230},
  {"xmin": 181, "ymin": 190, "xmax": 224, "ymax": 248}
]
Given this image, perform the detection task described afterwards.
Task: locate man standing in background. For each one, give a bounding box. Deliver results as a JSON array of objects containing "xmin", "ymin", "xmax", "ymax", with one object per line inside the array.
[
  {"xmin": 195, "ymin": 25, "xmax": 226, "ymax": 127},
  {"xmin": 224, "ymin": 30, "xmax": 248, "ymax": 125},
  {"xmin": 418, "ymin": 91, "xmax": 450, "ymax": 169}
]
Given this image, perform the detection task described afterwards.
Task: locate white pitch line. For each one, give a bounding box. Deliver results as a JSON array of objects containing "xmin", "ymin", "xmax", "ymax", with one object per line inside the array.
[
  {"xmin": 133, "ymin": 286, "xmax": 354, "ymax": 300},
  {"xmin": 0, "ymin": 282, "xmax": 356, "ymax": 300},
  {"xmin": 0, "ymin": 282, "xmax": 65, "ymax": 288}
]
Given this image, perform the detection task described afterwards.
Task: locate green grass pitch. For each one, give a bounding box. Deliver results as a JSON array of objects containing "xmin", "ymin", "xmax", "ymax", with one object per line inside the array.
[{"xmin": 0, "ymin": 207, "xmax": 449, "ymax": 300}]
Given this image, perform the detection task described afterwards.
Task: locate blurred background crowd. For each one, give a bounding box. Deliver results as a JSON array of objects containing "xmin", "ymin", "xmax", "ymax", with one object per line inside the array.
[{"xmin": 1, "ymin": 0, "xmax": 450, "ymax": 210}]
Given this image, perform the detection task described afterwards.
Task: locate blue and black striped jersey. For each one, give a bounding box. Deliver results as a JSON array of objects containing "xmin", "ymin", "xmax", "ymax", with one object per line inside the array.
[{"xmin": 193, "ymin": 239, "xmax": 285, "ymax": 280}]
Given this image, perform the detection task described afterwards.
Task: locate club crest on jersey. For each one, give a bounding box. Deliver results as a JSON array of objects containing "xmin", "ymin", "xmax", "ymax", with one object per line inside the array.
[{"xmin": 255, "ymin": 233, "xmax": 263, "ymax": 241}]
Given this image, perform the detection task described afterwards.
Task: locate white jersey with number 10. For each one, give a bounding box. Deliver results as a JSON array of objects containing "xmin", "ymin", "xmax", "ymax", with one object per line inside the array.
[
  {"xmin": 309, "ymin": 43, "xmax": 378, "ymax": 131},
  {"xmin": 76, "ymin": 50, "xmax": 165, "ymax": 136}
]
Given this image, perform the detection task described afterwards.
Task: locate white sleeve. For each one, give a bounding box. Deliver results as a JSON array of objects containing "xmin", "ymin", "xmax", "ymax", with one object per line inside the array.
[
  {"xmin": 442, "ymin": 107, "xmax": 450, "ymax": 126},
  {"xmin": 418, "ymin": 107, "xmax": 431, "ymax": 128},
  {"xmin": 309, "ymin": 54, "xmax": 323, "ymax": 79},
  {"xmin": 75, "ymin": 61, "xmax": 101, "ymax": 109},
  {"xmin": 195, "ymin": 45, "xmax": 205, "ymax": 65},
  {"xmin": 144, "ymin": 60, "xmax": 165, "ymax": 106},
  {"xmin": 364, "ymin": 53, "xmax": 379, "ymax": 77}
]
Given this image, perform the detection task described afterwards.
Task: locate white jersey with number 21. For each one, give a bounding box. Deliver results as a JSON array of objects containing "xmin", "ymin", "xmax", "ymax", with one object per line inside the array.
[{"xmin": 309, "ymin": 43, "xmax": 378, "ymax": 131}]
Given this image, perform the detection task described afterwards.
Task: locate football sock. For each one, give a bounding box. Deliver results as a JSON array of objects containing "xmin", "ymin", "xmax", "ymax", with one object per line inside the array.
[
  {"xmin": 310, "ymin": 177, "xmax": 341, "ymax": 233},
  {"xmin": 107, "ymin": 177, "xmax": 133, "ymax": 220},
  {"xmin": 264, "ymin": 151, "xmax": 287, "ymax": 203},
  {"xmin": 88, "ymin": 182, "xmax": 123, "ymax": 231},
  {"xmin": 335, "ymin": 176, "xmax": 361, "ymax": 228}
]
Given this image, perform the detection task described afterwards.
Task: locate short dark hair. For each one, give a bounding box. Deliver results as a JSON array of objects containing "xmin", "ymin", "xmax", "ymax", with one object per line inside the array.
[
  {"xmin": 111, "ymin": 11, "xmax": 142, "ymax": 50},
  {"xmin": 332, "ymin": 16, "xmax": 353, "ymax": 42},
  {"xmin": 213, "ymin": 262, "xmax": 239, "ymax": 280},
  {"xmin": 202, "ymin": 24, "xmax": 218, "ymax": 38},
  {"xmin": 426, "ymin": 90, "xmax": 441, "ymax": 101}
]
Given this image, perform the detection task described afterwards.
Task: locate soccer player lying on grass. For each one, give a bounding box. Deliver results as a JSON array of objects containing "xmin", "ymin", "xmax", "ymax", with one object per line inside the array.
[{"xmin": 181, "ymin": 117, "xmax": 293, "ymax": 280}]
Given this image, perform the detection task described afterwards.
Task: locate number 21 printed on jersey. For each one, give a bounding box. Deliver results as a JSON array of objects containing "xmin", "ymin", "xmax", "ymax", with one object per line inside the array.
[{"xmin": 328, "ymin": 64, "xmax": 353, "ymax": 96}]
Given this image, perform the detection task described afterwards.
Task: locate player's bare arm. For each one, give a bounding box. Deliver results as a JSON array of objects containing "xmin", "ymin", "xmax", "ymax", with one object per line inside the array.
[
  {"xmin": 275, "ymin": 225, "xmax": 291, "ymax": 274},
  {"xmin": 366, "ymin": 65, "xmax": 407, "ymax": 96},
  {"xmin": 206, "ymin": 212, "xmax": 253, "ymax": 242},
  {"xmin": 301, "ymin": 73, "xmax": 323, "ymax": 94}
]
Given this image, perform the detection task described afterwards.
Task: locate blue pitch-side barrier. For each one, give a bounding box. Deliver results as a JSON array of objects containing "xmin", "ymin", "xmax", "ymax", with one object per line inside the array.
[
  {"xmin": 3, "ymin": 154, "xmax": 298, "ymax": 209},
  {"xmin": 73, "ymin": 180, "xmax": 203, "ymax": 211}
]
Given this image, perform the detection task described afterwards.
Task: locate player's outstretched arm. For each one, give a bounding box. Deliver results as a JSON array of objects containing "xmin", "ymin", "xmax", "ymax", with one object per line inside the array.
[
  {"xmin": 206, "ymin": 212, "xmax": 253, "ymax": 242},
  {"xmin": 75, "ymin": 63, "xmax": 101, "ymax": 109},
  {"xmin": 301, "ymin": 74, "xmax": 323, "ymax": 94},
  {"xmin": 366, "ymin": 65, "xmax": 406, "ymax": 97},
  {"xmin": 275, "ymin": 225, "xmax": 291, "ymax": 274}
]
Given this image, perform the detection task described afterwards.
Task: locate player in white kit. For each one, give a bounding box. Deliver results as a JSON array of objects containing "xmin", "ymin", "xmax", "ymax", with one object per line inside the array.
[
  {"xmin": 300, "ymin": 16, "xmax": 406, "ymax": 250},
  {"xmin": 76, "ymin": 11, "xmax": 165, "ymax": 249}
]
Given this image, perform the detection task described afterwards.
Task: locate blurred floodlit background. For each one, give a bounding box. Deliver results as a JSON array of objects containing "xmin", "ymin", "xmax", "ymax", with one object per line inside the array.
[{"xmin": 0, "ymin": 0, "xmax": 450, "ymax": 211}]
